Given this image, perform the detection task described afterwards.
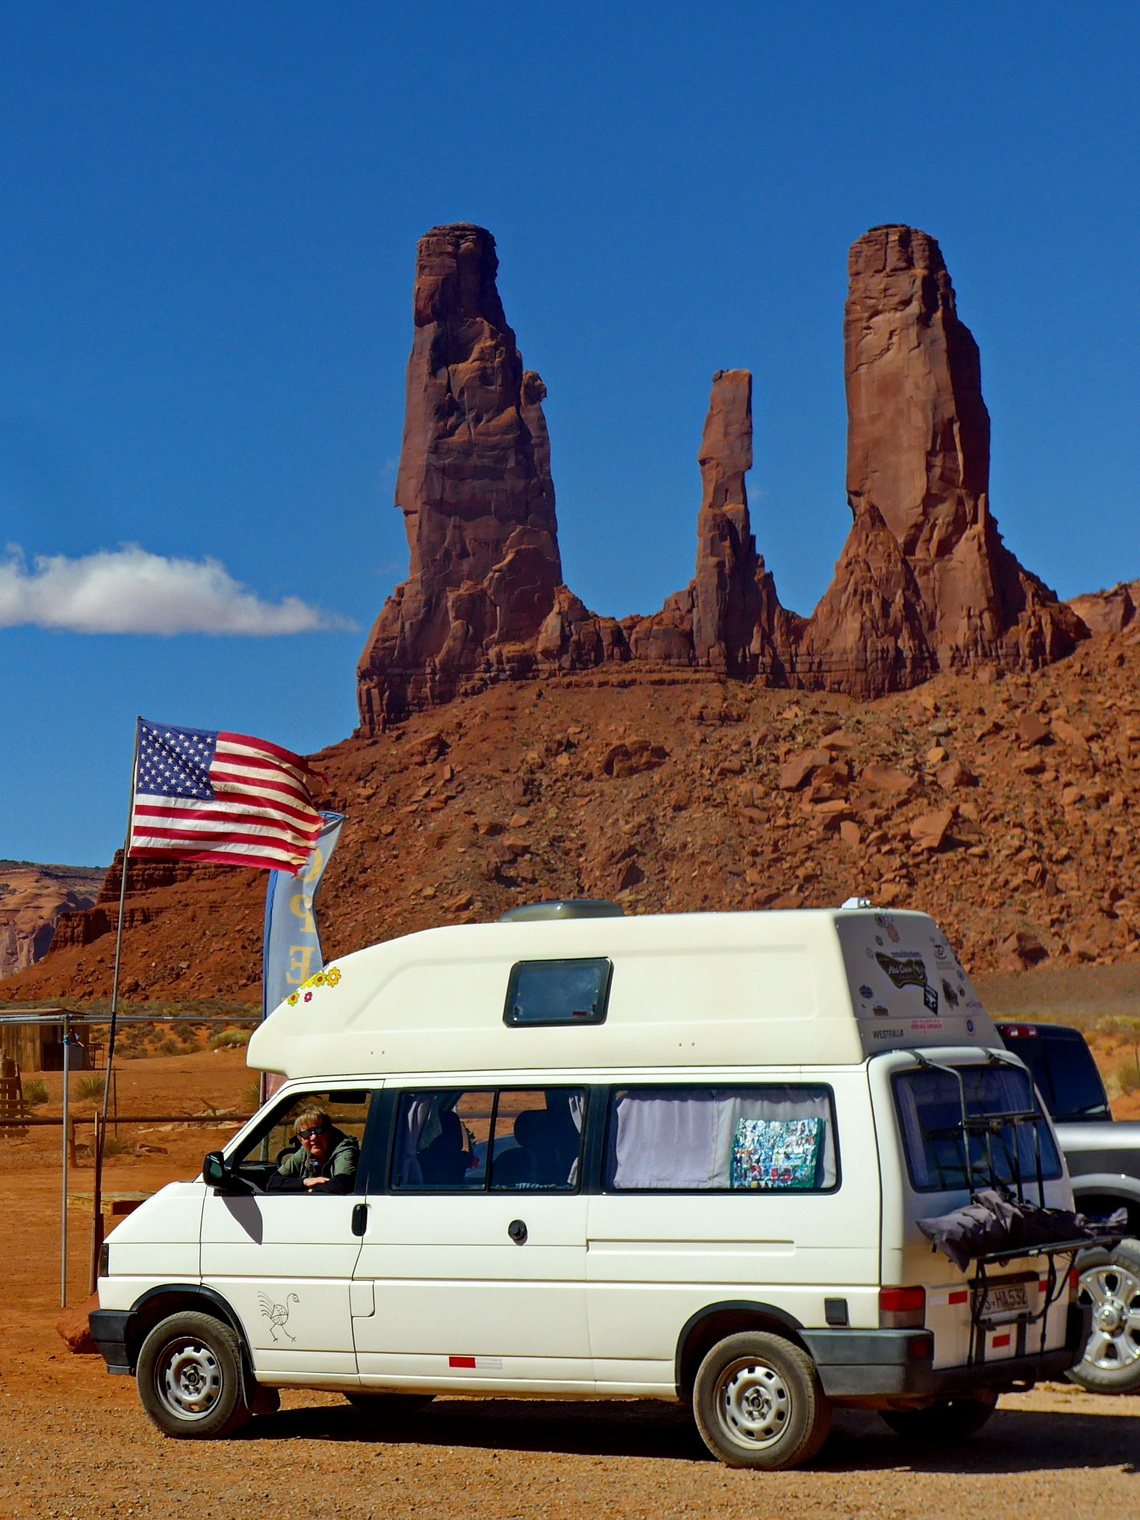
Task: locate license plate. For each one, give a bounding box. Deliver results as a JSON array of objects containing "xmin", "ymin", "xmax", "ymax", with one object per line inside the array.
[{"xmin": 977, "ymin": 1277, "xmax": 1033, "ymax": 1325}]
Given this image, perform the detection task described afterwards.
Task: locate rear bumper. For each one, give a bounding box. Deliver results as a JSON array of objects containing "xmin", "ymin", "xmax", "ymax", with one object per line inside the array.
[
  {"xmin": 804, "ymin": 1303, "xmax": 1090, "ymax": 1399},
  {"xmin": 89, "ymin": 1308, "xmax": 132, "ymax": 1375}
]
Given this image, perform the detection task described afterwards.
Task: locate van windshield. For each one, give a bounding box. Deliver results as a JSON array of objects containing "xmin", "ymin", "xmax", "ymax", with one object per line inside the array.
[{"xmin": 893, "ymin": 1062, "xmax": 1063, "ymax": 1194}]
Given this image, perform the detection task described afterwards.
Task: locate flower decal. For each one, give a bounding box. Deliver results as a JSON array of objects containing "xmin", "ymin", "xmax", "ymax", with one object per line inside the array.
[{"xmin": 283, "ymin": 964, "xmax": 344, "ymax": 1008}]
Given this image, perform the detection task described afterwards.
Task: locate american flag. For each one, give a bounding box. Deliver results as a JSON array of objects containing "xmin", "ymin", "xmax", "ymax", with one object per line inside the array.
[{"xmin": 129, "ymin": 718, "xmax": 324, "ymax": 874}]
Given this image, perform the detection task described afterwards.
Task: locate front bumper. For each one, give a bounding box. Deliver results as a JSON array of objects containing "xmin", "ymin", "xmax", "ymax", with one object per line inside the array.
[
  {"xmin": 803, "ymin": 1303, "xmax": 1091, "ymax": 1399},
  {"xmin": 89, "ymin": 1308, "xmax": 132, "ymax": 1375}
]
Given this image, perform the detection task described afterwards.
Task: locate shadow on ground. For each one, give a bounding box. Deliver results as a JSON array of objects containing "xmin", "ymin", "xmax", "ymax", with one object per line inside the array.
[{"xmin": 241, "ymin": 1398, "xmax": 1140, "ymax": 1473}]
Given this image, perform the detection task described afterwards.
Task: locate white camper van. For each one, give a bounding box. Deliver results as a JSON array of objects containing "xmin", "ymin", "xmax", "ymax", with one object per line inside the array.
[{"xmin": 91, "ymin": 903, "xmax": 1092, "ymax": 1470}]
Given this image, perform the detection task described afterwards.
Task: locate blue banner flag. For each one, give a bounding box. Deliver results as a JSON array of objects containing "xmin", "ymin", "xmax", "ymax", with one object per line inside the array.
[{"xmin": 262, "ymin": 811, "xmax": 345, "ymax": 1018}]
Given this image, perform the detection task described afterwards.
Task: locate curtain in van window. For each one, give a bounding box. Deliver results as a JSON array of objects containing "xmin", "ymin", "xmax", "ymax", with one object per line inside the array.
[
  {"xmin": 566, "ymin": 1092, "xmax": 585, "ymax": 1185},
  {"xmin": 607, "ymin": 1087, "xmax": 836, "ymax": 1191},
  {"xmin": 395, "ymin": 1094, "xmax": 449, "ymax": 1187}
]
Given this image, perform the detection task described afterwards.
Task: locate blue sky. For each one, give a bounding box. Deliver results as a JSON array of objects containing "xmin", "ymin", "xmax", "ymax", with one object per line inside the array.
[{"xmin": 3, "ymin": 2, "xmax": 1138, "ymax": 866}]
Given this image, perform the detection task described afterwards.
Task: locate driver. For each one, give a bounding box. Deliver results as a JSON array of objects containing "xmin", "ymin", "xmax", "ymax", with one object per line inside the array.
[{"xmin": 266, "ymin": 1105, "xmax": 359, "ymax": 1193}]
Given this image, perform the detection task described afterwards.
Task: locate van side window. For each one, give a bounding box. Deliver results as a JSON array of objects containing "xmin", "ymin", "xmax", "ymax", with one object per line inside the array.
[
  {"xmin": 604, "ymin": 1086, "xmax": 838, "ymax": 1192},
  {"xmin": 229, "ymin": 1089, "xmax": 373, "ymax": 1192},
  {"xmin": 490, "ymin": 1089, "xmax": 585, "ymax": 1191},
  {"xmin": 504, "ymin": 958, "xmax": 612, "ymax": 1026},
  {"xmin": 391, "ymin": 1088, "xmax": 586, "ymax": 1192}
]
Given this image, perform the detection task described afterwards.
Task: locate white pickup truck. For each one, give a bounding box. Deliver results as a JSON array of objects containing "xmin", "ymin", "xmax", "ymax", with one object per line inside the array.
[{"xmin": 997, "ymin": 1021, "xmax": 1140, "ymax": 1393}]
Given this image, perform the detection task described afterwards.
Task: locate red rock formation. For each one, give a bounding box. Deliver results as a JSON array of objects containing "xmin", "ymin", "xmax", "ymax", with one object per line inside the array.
[
  {"xmin": 632, "ymin": 370, "xmax": 802, "ymax": 679},
  {"xmin": 798, "ymin": 501, "xmax": 934, "ymax": 698},
  {"xmin": 355, "ymin": 221, "xmax": 1088, "ymax": 729},
  {"xmin": 357, "ymin": 225, "xmax": 565, "ymax": 732},
  {"xmin": 1067, "ymin": 579, "xmax": 1140, "ymax": 636},
  {"xmin": 0, "ymin": 861, "xmax": 105, "ymax": 978},
  {"xmin": 841, "ymin": 225, "xmax": 1085, "ymax": 675}
]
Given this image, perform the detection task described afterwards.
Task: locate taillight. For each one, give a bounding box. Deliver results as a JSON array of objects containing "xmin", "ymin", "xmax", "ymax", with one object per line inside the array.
[
  {"xmin": 880, "ymin": 1286, "xmax": 926, "ymax": 1328},
  {"xmin": 1069, "ymin": 1266, "xmax": 1082, "ymax": 1297}
]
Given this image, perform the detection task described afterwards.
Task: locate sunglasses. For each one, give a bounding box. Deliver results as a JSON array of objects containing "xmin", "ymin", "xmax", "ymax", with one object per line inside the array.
[{"xmin": 297, "ymin": 1127, "xmax": 327, "ymax": 1141}]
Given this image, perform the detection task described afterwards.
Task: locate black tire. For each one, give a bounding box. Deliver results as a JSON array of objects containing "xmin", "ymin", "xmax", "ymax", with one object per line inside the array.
[
  {"xmin": 344, "ymin": 1392, "xmax": 434, "ymax": 1415},
  {"xmin": 136, "ymin": 1311, "xmax": 253, "ymax": 1440},
  {"xmin": 692, "ymin": 1331, "xmax": 831, "ymax": 1470},
  {"xmin": 1066, "ymin": 1240, "xmax": 1140, "ymax": 1394},
  {"xmin": 880, "ymin": 1389, "xmax": 997, "ymax": 1440}
]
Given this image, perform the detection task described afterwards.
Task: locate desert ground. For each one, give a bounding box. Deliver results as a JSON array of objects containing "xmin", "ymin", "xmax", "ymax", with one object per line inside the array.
[{"xmin": 1, "ymin": 1041, "xmax": 1138, "ymax": 1520}]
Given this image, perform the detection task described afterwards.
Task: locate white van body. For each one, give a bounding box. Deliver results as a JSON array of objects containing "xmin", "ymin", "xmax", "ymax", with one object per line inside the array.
[{"xmin": 92, "ymin": 906, "xmax": 1090, "ymax": 1468}]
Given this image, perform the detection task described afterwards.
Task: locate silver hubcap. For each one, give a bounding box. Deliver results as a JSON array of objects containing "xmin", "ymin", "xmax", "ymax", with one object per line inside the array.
[
  {"xmin": 718, "ymin": 1359, "xmax": 791, "ymax": 1448},
  {"xmin": 1080, "ymin": 1264, "xmax": 1140, "ymax": 1371},
  {"xmin": 157, "ymin": 1337, "xmax": 224, "ymax": 1419}
]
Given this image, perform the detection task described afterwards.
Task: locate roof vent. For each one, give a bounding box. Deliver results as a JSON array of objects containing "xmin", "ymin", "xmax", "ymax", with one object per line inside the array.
[
  {"xmin": 499, "ymin": 899, "xmax": 625, "ymax": 923},
  {"xmin": 840, "ymin": 896, "xmax": 874, "ymax": 910}
]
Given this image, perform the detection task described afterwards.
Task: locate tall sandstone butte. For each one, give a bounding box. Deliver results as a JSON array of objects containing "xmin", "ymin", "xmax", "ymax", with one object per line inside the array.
[
  {"xmin": 357, "ymin": 224, "xmax": 566, "ymax": 732},
  {"xmin": 832, "ymin": 224, "xmax": 1085, "ymax": 676}
]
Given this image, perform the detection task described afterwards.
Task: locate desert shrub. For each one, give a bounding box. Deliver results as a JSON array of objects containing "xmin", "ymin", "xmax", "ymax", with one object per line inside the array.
[
  {"xmin": 102, "ymin": 1134, "xmax": 134, "ymax": 1158},
  {"xmin": 243, "ymin": 1078, "xmax": 263, "ymax": 1112},
  {"xmin": 155, "ymin": 1036, "xmax": 180, "ymax": 1056},
  {"xmin": 209, "ymin": 1027, "xmax": 252, "ymax": 1050},
  {"xmin": 1115, "ymin": 1049, "xmax": 1140, "ymax": 1096},
  {"xmin": 76, "ymin": 1075, "xmax": 105, "ymax": 1100},
  {"xmin": 22, "ymin": 1079, "xmax": 48, "ymax": 1107}
]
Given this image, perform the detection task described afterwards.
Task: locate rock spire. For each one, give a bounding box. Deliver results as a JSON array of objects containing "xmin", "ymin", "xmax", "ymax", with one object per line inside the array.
[
  {"xmin": 838, "ymin": 224, "xmax": 1084, "ymax": 675},
  {"xmin": 357, "ymin": 224, "xmax": 565, "ymax": 731}
]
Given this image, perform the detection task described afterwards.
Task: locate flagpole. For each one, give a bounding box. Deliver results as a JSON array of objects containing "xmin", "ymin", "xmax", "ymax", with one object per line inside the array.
[{"xmin": 90, "ymin": 718, "xmax": 141, "ymax": 1294}]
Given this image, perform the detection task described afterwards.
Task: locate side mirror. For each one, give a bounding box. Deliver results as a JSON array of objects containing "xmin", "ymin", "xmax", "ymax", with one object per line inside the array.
[{"xmin": 202, "ymin": 1151, "xmax": 230, "ymax": 1189}]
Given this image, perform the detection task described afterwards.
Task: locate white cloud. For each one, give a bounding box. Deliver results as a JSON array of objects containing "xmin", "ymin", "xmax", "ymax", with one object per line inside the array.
[{"xmin": 0, "ymin": 545, "xmax": 353, "ymax": 636}]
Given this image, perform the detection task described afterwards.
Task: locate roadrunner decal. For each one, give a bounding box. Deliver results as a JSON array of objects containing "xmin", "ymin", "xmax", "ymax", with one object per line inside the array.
[{"xmin": 258, "ymin": 1291, "xmax": 299, "ymax": 1342}]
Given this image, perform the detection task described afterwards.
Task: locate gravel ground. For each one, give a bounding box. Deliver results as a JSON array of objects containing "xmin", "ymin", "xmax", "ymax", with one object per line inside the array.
[{"xmin": 4, "ymin": 1084, "xmax": 1138, "ymax": 1520}]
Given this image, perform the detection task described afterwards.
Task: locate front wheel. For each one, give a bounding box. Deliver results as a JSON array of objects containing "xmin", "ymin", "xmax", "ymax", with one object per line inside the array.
[
  {"xmin": 880, "ymin": 1389, "xmax": 997, "ymax": 1439},
  {"xmin": 136, "ymin": 1311, "xmax": 253, "ymax": 1439},
  {"xmin": 692, "ymin": 1331, "xmax": 831, "ymax": 1470},
  {"xmin": 1066, "ymin": 1241, "xmax": 1140, "ymax": 1394}
]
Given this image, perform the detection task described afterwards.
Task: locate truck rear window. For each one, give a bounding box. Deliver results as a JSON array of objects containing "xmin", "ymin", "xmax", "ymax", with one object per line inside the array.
[
  {"xmin": 998, "ymin": 1027, "xmax": 1111, "ymax": 1122},
  {"xmin": 893, "ymin": 1064, "xmax": 1063, "ymax": 1193}
]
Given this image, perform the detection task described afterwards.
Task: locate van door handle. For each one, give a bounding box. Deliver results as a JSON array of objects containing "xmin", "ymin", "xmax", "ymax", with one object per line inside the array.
[
  {"xmin": 507, "ymin": 1218, "xmax": 527, "ymax": 1244},
  {"xmin": 351, "ymin": 1203, "xmax": 368, "ymax": 1237}
]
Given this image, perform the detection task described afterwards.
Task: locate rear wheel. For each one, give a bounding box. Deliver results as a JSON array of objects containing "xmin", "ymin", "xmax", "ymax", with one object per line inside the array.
[
  {"xmin": 880, "ymin": 1389, "xmax": 997, "ymax": 1440},
  {"xmin": 136, "ymin": 1311, "xmax": 253, "ymax": 1439},
  {"xmin": 1066, "ymin": 1241, "xmax": 1140, "ymax": 1394},
  {"xmin": 344, "ymin": 1392, "xmax": 434, "ymax": 1415},
  {"xmin": 693, "ymin": 1331, "xmax": 831, "ymax": 1470}
]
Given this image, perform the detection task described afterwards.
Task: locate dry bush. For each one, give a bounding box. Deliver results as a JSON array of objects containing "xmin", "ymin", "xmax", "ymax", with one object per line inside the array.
[
  {"xmin": 1114, "ymin": 1048, "xmax": 1140, "ymax": 1096},
  {"xmin": 21, "ymin": 1080, "xmax": 48, "ymax": 1107},
  {"xmin": 209, "ymin": 1028, "xmax": 252, "ymax": 1050},
  {"xmin": 76, "ymin": 1075, "xmax": 105, "ymax": 1100}
]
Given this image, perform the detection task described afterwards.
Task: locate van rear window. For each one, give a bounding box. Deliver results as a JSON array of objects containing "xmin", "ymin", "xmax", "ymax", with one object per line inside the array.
[
  {"xmin": 504, "ymin": 958, "xmax": 612, "ymax": 1026},
  {"xmin": 893, "ymin": 1064, "xmax": 1063, "ymax": 1193},
  {"xmin": 604, "ymin": 1085, "xmax": 838, "ymax": 1192}
]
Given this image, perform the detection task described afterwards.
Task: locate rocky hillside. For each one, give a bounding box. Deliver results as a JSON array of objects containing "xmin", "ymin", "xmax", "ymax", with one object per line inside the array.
[{"xmin": 7, "ymin": 609, "xmax": 1140, "ymax": 1005}]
